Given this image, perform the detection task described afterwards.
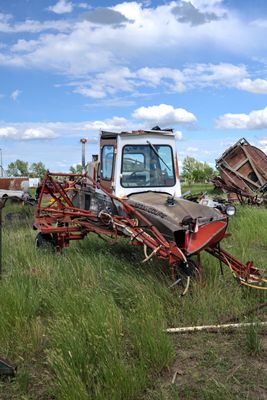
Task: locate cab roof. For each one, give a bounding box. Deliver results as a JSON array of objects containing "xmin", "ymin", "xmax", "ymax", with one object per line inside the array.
[{"xmin": 100, "ymin": 127, "xmax": 174, "ymax": 139}]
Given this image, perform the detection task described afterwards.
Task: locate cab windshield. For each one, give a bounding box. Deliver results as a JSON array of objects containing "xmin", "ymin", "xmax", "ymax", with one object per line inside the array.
[{"xmin": 121, "ymin": 144, "xmax": 175, "ymax": 187}]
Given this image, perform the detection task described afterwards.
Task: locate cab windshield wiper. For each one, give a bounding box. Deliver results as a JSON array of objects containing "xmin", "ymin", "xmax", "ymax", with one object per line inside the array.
[{"xmin": 146, "ymin": 140, "xmax": 171, "ymax": 171}]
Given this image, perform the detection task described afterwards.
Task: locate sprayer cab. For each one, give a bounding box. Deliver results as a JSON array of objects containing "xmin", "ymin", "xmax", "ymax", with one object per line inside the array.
[{"xmin": 87, "ymin": 127, "xmax": 181, "ymax": 198}]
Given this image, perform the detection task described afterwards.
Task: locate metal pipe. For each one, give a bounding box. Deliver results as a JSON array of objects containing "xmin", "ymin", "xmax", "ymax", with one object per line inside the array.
[
  {"xmin": 80, "ymin": 138, "xmax": 87, "ymax": 169},
  {"xmin": 166, "ymin": 321, "xmax": 267, "ymax": 334}
]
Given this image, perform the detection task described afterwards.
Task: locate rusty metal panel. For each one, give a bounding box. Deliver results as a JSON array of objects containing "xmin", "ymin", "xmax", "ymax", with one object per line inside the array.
[
  {"xmin": 215, "ymin": 138, "xmax": 267, "ymax": 203},
  {"xmin": 0, "ymin": 177, "xmax": 28, "ymax": 191}
]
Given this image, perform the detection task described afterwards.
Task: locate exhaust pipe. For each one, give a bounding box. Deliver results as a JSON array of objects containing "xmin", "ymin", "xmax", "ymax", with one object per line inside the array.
[{"xmin": 80, "ymin": 138, "xmax": 87, "ymax": 169}]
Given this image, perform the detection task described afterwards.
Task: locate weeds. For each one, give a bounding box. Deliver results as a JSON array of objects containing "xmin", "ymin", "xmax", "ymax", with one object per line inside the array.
[
  {"xmin": 0, "ymin": 199, "xmax": 266, "ymax": 399},
  {"xmin": 245, "ymin": 320, "xmax": 263, "ymax": 356}
]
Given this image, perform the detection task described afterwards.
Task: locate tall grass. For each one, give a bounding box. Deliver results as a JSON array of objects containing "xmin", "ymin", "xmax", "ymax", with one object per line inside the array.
[
  {"xmin": 0, "ymin": 210, "xmax": 174, "ymax": 399},
  {"xmin": 0, "ymin": 200, "xmax": 266, "ymax": 399}
]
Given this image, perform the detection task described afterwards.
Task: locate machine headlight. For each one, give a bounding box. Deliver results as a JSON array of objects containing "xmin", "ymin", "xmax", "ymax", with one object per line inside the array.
[{"xmin": 225, "ymin": 205, "xmax": 236, "ymax": 216}]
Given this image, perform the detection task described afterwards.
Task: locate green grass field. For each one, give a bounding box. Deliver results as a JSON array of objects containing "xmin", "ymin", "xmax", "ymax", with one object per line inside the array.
[{"xmin": 0, "ymin": 191, "xmax": 266, "ymax": 400}]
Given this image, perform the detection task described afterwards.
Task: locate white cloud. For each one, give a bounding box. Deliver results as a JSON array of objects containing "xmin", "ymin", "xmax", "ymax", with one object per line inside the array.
[
  {"xmin": 0, "ymin": 13, "xmax": 71, "ymax": 33},
  {"xmin": 72, "ymin": 67, "xmax": 136, "ymax": 98},
  {"xmin": 0, "ymin": 126, "xmax": 18, "ymax": 138},
  {"xmin": 48, "ymin": 0, "xmax": 73, "ymax": 14},
  {"xmin": 78, "ymin": 3, "xmax": 91, "ymax": 10},
  {"xmin": 22, "ymin": 127, "xmax": 58, "ymax": 140},
  {"xmin": 175, "ymin": 131, "xmax": 183, "ymax": 140},
  {"xmin": 10, "ymin": 89, "xmax": 22, "ymax": 101},
  {"xmin": 186, "ymin": 146, "xmax": 198, "ymax": 152},
  {"xmin": 137, "ymin": 67, "xmax": 185, "ymax": 92},
  {"xmin": 236, "ymin": 78, "xmax": 267, "ymax": 94},
  {"xmin": 63, "ymin": 63, "xmax": 251, "ymax": 100},
  {"xmin": 0, "ymin": 125, "xmax": 58, "ymax": 140},
  {"xmin": 11, "ymin": 39, "xmax": 40, "ymax": 52},
  {"xmin": 85, "ymin": 97, "xmax": 136, "ymax": 107},
  {"xmin": 216, "ymin": 106, "xmax": 267, "ymax": 129},
  {"xmin": 5, "ymin": 28, "xmax": 116, "ymax": 75},
  {"xmin": 74, "ymin": 86, "xmax": 106, "ymax": 99},
  {"xmin": 83, "ymin": 116, "xmax": 129, "ymax": 132},
  {"xmin": 250, "ymin": 19, "xmax": 267, "ymax": 28},
  {"xmin": 216, "ymin": 113, "xmax": 250, "ymax": 129},
  {"xmin": 0, "ymin": 3, "xmax": 263, "ymax": 81},
  {"xmin": 65, "ymin": 62, "xmax": 264, "ymax": 100},
  {"xmin": 133, "ymin": 104, "xmax": 197, "ymax": 125},
  {"xmin": 183, "ymin": 63, "xmax": 248, "ymax": 88},
  {"xmin": 258, "ymin": 137, "xmax": 267, "ymax": 153},
  {"xmin": 0, "ymin": 2, "xmax": 265, "ymax": 104},
  {"xmin": 0, "ymin": 118, "xmax": 131, "ymax": 142}
]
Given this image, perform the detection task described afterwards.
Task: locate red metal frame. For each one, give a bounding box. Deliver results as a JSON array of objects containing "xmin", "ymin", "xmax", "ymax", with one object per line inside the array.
[{"xmin": 34, "ymin": 172, "xmax": 267, "ymax": 290}]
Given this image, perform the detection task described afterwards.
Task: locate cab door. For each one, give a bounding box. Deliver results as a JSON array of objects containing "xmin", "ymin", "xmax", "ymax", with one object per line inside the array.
[{"xmin": 100, "ymin": 138, "xmax": 117, "ymax": 193}]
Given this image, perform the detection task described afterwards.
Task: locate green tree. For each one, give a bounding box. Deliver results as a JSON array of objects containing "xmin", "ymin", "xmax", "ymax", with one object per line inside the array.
[
  {"xmin": 182, "ymin": 157, "xmax": 199, "ymax": 185},
  {"xmin": 7, "ymin": 159, "xmax": 29, "ymax": 176},
  {"xmin": 30, "ymin": 162, "xmax": 46, "ymax": 179},
  {"xmin": 182, "ymin": 157, "xmax": 216, "ymax": 184},
  {"xmin": 70, "ymin": 164, "xmax": 83, "ymax": 174}
]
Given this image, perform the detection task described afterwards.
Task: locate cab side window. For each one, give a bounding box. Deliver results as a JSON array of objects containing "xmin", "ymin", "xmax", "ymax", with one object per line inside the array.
[{"xmin": 101, "ymin": 145, "xmax": 114, "ymax": 180}]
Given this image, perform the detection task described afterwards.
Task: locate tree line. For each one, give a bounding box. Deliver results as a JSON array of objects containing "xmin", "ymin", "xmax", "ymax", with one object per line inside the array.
[{"xmin": 5, "ymin": 159, "xmax": 84, "ymax": 179}]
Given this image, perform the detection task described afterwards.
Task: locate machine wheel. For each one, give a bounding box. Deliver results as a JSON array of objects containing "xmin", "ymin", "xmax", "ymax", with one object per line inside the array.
[
  {"xmin": 170, "ymin": 258, "xmax": 199, "ymax": 296},
  {"xmin": 35, "ymin": 232, "xmax": 55, "ymax": 250}
]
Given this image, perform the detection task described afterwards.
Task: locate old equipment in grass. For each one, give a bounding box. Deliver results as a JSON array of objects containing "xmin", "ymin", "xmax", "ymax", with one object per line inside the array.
[
  {"xmin": 213, "ymin": 138, "xmax": 267, "ymax": 205},
  {"xmin": 33, "ymin": 128, "xmax": 267, "ymax": 293},
  {"xmin": 0, "ymin": 357, "xmax": 16, "ymax": 377}
]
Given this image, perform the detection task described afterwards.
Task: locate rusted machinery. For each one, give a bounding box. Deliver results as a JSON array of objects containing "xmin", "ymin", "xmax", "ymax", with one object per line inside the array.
[
  {"xmin": 33, "ymin": 129, "xmax": 267, "ymax": 293},
  {"xmin": 214, "ymin": 138, "xmax": 267, "ymax": 204}
]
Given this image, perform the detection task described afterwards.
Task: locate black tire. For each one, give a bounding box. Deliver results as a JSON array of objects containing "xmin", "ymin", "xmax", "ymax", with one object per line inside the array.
[{"xmin": 35, "ymin": 232, "xmax": 55, "ymax": 250}]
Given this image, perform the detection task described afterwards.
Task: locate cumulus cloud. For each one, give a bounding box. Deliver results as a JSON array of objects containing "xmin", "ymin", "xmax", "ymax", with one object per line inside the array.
[
  {"xmin": 216, "ymin": 106, "xmax": 267, "ymax": 129},
  {"xmin": 0, "ymin": 125, "xmax": 58, "ymax": 140},
  {"xmin": 74, "ymin": 86, "xmax": 106, "ymax": 99},
  {"xmin": 81, "ymin": 8, "xmax": 131, "ymax": 25},
  {"xmin": 64, "ymin": 63, "xmax": 251, "ymax": 99},
  {"xmin": 72, "ymin": 67, "xmax": 136, "ymax": 98},
  {"xmin": 250, "ymin": 19, "xmax": 267, "ymax": 28},
  {"xmin": 0, "ymin": 13, "xmax": 71, "ymax": 33},
  {"xmin": 78, "ymin": 3, "xmax": 91, "ymax": 10},
  {"xmin": 10, "ymin": 89, "xmax": 21, "ymax": 101},
  {"xmin": 133, "ymin": 104, "xmax": 197, "ymax": 125},
  {"xmin": 236, "ymin": 78, "xmax": 267, "ymax": 94},
  {"xmin": 183, "ymin": 63, "xmax": 248, "ymax": 88},
  {"xmin": 48, "ymin": 0, "xmax": 73, "ymax": 14},
  {"xmin": 0, "ymin": 2, "xmax": 266, "ymax": 105},
  {"xmin": 175, "ymin": 130, "xmax": 183, "ymax": 140},
  {"xmin": 0, "ymin": 118, "xmax": 131, "ymax": 142},
  {"xmin": 137, "ymin": 67, "xmax": 186, "ymax": 92},
  {"xmin": 83, "ymin": 116, "xmax": 129, "ymax": 132},
  {"xmin": 186, "ymin": 146, "xmax": 198, "ymax": 152},
  {"xmin": 22, "ymin": 127, "xmax": 58, "ymax": 140},
  {"xmin": 0, "ymin": 2, "xmax": 262, "ymax": 81},
  {"xmin": 0, "ymin": 126, "xmax": 18, "ymax": 138},
  {"xmin": 172, "ymin": 1, "xmax": 223, "ymax": 26},
  {"xmin": 257, "ymin": 137, "xmax": 267, "ymax": 153}
]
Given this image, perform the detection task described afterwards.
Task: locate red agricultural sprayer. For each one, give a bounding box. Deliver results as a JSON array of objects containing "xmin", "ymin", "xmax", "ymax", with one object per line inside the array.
[{"xmin": 34, "ymin": 128, "xmax": 267, "ymax": 294}]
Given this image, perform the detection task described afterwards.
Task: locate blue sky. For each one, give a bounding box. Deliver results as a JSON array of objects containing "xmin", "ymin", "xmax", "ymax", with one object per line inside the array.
[{"xmin": 0, "ymin": 0, "xmax": 267, "ymax": 171}]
